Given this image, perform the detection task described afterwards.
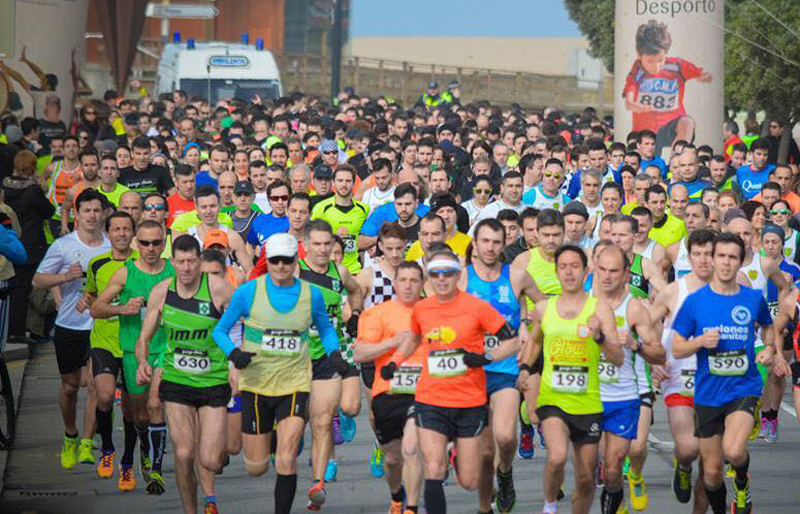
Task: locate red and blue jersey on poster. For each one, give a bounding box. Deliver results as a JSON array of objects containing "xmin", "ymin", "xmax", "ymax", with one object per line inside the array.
[{"xmin": 623, "ymin": 57, "xmax": 704, "ymax": 132}]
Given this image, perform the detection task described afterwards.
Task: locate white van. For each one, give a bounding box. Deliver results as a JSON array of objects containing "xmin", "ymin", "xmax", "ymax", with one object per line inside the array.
[{"xmin": 156, "ymin": 40, "xmax": 283, "ymax": 104}]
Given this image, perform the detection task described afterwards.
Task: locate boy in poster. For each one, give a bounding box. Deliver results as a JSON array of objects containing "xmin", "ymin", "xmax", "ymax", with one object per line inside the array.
[{"xmin": 623, "ymin": 20, "xmax": 712, "ymax": 157}]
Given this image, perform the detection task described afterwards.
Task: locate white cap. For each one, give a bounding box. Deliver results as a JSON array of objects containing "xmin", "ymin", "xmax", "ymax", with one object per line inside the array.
[{"xmin": 265, "ymin": 233, "xmax": 298, "ymax": 258}]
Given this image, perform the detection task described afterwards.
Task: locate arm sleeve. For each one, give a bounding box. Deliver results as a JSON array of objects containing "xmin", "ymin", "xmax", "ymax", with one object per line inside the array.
[
  {"xmin": 247, "ymin": 218, "xmax": 261, "ymax": 246},
  {"xmin": 0, "ymin": 226, "xmax": 27, "ymax": 265},
  {"xmin": 85, "ymin": 260, "xmax": 99, "ymax": 295},
  {"xmin": 567, "ymin": 171, "xmax": 582, "ymax": 199},
  {"xmin": 480, "ymin": 300, "xmax": 508, "ymax": 334},
  {"xmin": 159, "ymin": 167, "xmax": 174, "ymax": 193},
  {"xmin": 360, "ymin": 208, "xmax": 384, "ymax": 237},
  {"xmin": 680, "ymin": 58, "xmax": 704, "ymax": 81},
  {"xmin": 212, "ymin": 281, "xmax": 256, "ymax": 356},
  {"xmin": 310, "ymin": 287, "xmax": 339, "ymax": 355},
  {"xmin": 671, "ymin": 296, "xmax": 696, "ymax": 339},
  {"xmin": 357, "ymin": 307, "xmax": 383, "ymax": 344},
  {"xmin": 756, "ymin": 296, "xmax": 773, "ymax": 327},
  {"xmin": 622, "ymin": 62, "xmax": 640, "ymax": 97},
  {"xmin": 250, "ymin": 249, "xmax": 267, "ymax": 280}
]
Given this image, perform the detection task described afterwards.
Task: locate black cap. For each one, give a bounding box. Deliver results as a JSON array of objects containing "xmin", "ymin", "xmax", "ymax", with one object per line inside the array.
[
  {"xmin": 234, "ymin": 180, "xmax": 255, "ymax": 195},
  {"xmin": 124, "ymin": 113, "xmax": 139, "ymax": 125},
  {"xmin": 431, "ymin": 193, "xmax": 458, "ymax": 213},
  {"xmin": 563, "ymin": 201, "xmax": 589, "ymax": 220},
  {"xmin": 428, "ymin": 80, "xmax": 439, "ymax": 89},
  {"xmin": 314, "ymin": 164, "xmax": 333, "ymax": 180}
]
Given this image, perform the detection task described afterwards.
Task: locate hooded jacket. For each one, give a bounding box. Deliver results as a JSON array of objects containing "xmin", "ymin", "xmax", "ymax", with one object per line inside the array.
[{"xmin": 2, "ymin": 175, "xmax": 54, "ymax": 264}]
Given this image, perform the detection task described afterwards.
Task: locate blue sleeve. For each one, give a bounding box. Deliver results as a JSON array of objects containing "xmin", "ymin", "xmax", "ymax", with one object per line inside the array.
[
  {"xmin": 612, "ymin": 169, "xmax": 623, "ymax": 185},
  {"xmin": 416, "ymin": 203, "xmax": 430, "ymax": 216},
  {"xmin": 522, "ymin": 188, "xmax": 536, "ymax": 205},
  {"xmin": 672, "ymin": 295, "xmax": 696, "ymax": 339},
  {"xmin": 360, "ymin": 207, "xmax": 385, "ymax": 237},
  {"xmin": 756, "ymin": 295, "xmax": 773, "ymax": 326},
  {"xmin": 0, "ymin": 227, "xmax": 28, "ymax": 265},
  {"xmin": 247, "ymin": 217, "xmax": 261, "ymax": 246},
  {"xmin": 567, "ymin": 171, "xmax": 582, "ymax": 199},
  {"xmin": 310, "ymin": 287, "xmax": 339, "ymax": 355},
  {"xmin": 213, "ymin": 281, "xmax": 256, "ymax": 356}
]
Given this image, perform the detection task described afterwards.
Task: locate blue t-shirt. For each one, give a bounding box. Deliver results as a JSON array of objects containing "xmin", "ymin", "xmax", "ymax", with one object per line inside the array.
[
  {"xmin": 195, "ymin": 171, "xmax": 219, "ymax": 190},
  {"xmin": 669, "ymin": 179, "xmax": 712, "ymax": 200},
  {"xmin": 641, "ymin": 157, "xmax": 668, "ymax": 180},
  {"xmin": 247, "ymin": 213, "xmax": 290, "ymax": 247},
  {"xmin": 361, "ymin": 201, "xmax": 429, "ymax": 238},
  {"xmin": 736, "ymin": 164, "xmax": 776, "ymax": 200},
  {"xmin": 672, "ymin": 284, "xmax": 772, "ymax": 407},
  {"xmin": 566, "ymin": 166, "xmax": 622, "ymax": 199}
]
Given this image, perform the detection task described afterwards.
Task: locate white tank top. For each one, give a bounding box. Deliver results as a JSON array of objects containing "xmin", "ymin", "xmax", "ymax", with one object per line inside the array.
[
  {"xmin": 740, "ymin": 251, "xmax": 767, "ymax": 298},
  {"xmin": 674, "ymin": 237, "xmax": 692, "ymax": 279},
  {"xmin": 640, "ymin": 238, "xmax": 657, "ymax": 261},
  {"xmin": 662, "ymin": 277, "xmax": 697, "ymax": 398},
  {"xmin": 362, "ymin": 185, "xmax": 396, "ymax": 212},
  {"xmin": 783, "ymin": 228, "xmax": 799, "ymax": 263},
  {"xmin": 600, "ymin": 293, "xmax": 640, "ymax": 402}
]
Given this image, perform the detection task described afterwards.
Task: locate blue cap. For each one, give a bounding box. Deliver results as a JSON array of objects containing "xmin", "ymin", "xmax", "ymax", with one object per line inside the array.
[{"xmin": 428, "ymin": 80, "xmax": 439, "ymax": 89}]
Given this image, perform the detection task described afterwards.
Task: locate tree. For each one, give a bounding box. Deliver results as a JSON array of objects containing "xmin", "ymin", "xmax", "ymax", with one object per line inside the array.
[{"xmin": 563, "ymin": 0, "xmax": 615, "ymax": 73}]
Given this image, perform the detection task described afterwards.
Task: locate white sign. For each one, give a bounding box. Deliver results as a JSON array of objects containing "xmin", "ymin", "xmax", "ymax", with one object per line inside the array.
[
  {"xmin": 208, "ymin": 55, "xmax": 250, "ymax": 68},
  {"xmin": 146, "ymin": 3, "xmax": 218, "ymax": 19}
]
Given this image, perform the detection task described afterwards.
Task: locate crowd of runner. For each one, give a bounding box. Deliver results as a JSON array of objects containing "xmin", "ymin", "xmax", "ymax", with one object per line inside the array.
[{"xmin": 1, "ymin": 83, "xmax": 799, "ymax": 514}]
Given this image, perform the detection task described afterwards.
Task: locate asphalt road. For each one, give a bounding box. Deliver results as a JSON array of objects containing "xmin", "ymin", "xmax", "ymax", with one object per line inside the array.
[{"xmin": 1, "ymin": 345, "xmax": 799, "ymax": 513}]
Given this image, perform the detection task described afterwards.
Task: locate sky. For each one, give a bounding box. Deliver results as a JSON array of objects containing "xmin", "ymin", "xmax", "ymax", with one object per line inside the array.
[{"xmin": 350, "ymin": 0, "xmax": 582, "ymax": 38}]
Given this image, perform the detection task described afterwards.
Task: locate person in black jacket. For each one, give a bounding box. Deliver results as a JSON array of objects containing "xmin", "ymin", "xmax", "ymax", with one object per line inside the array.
[{"xmin": 2, "ymin": 149, "xmax": 55, "ymax": 341}]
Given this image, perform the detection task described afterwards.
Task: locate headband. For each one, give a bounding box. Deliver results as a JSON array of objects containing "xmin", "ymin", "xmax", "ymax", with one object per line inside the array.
[
  {"xmin": 426, "ymin": 259, "xmax": 462, "ymax": 272},
  {"xmin": 762, "ymin": 224, "xmax": 785, "ymax": 243}
]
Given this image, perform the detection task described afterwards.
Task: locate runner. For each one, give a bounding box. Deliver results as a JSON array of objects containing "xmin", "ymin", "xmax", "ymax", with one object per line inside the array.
[
  {"xmin": 462, "ymin": 219, "xmax": 544, "ymax": 514},
  {"xmin": 521, "ymin": 244, "xmax": 622, "ymax": 514},
  {"xmin": 672, "ymin": 232, "xmax": 785, "ymax": 514},
  {"xmin": 135, "ymin": 234, "xmax": 234, "ymax": 514},
  {"xmin": 630, "ymin": 207, "xmax": 665, "ymax": 268},
  {"xmin": 212, "ymin": 233, "xmax": 347, "ymax": 514},
  {"xmin": 33, "ymin": 188, "xmax": 111, "ymax": 469},
  {"xmin": 663, "ymin": 202, "xmax": 709, "ymax": 279},
  {"xmin": 91, "ymin": 220, "xmax": 175, "ymax": 494},
  {"xmin": 354, "ymin": 261, "xmax": 427, "ymax": 514},
  {"xmin": 299, "ymin": 220, "xmax": 364, "ymax": 503},
  {"xmin": 84, "ymin": 211, "xmax": 139, "ymax": 490},
  {"xmin": 379, "ymin": 248, "xmax": 521, "ymax": 514},
  {"xmin": 592, "ymin": 244, "xmax": 665, "ymax": 514},
  {"xmin": 61, "ymin": 150, "xmax": 100, "ymax": 233},
  {"xmin": 609, "ymin": 216, "xmax": 667, "ymax": 299}
]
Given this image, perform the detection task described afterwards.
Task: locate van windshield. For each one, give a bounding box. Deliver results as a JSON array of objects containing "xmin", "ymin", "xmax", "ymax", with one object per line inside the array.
[{"xmin": 180, "ymin": 79, "xmax": 281, "ymax": 104}]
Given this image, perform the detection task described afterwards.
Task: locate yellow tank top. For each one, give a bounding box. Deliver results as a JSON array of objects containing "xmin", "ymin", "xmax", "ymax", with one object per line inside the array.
[
  {"xmin": 538, "ymin": 294, "xmax": 603, "ymax": 415},
  {"xmin": 525, "ymin": 247, "xmax": 562, "ymax": 312},
  {"xmin": 240, "ymin": 276, "xmax": 313, "ymax": 396}
]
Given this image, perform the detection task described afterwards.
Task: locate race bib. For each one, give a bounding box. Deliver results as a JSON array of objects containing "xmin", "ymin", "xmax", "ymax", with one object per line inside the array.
[
  {"xmin": 709, "ymin": 350, "xmax": 748, "ymax": 376},
  {"xmin": 598, "ymin": 359, "xmax": 618, "ymax": 384},
  {"xmin": 551, "ymin": 365, "xmax": 588, "ymax": 393},
  {"xmin": 638, "ymin": 78, "xmax": 679, "ymax": 113},
  {"xmin": 484, "ymin": 334, "xmax": 501, "ymax": 353},
  {"xmin": 680, "ymin": 368, "xmax": 695, "ymax": 396},
  {"xmin": 343, "ymin": 235, "xmax": 356, "ymax": 253},
  {"xmin": 428, "ymin": 349, "xmax": 467, "ymax": 378},
  {"xmin": 768, "ymin": 302, "xmax": 779, "ymax": 320},
  {"xmin": 261, "ymin": 329, "xmax": 303, "ymax": 356},
  {"xmin": 174, "ymin": 348, "xmax": 210, "ymax": 374},
  {"xmin": 390, "ymin": 365, "xmax": 422, "ymax": 394}
]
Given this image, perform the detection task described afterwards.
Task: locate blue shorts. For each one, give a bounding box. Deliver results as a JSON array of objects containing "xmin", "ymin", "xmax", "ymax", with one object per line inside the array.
[
  {"xmin": 486, "ymin": 371, "xmax": 517, "ymax": 397},
  {"xmin": 601, "ymin": 399, "xmax": 640, "ymax": 440},
  {"xmin": 227, "ymin": 393, "xmax": 242, "ymax": 414}
]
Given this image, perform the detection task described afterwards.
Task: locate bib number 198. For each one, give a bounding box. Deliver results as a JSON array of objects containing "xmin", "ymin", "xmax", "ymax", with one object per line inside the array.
[{"xmin": 551, "ymin": 365, "xmax": 588, "ymax": 393}]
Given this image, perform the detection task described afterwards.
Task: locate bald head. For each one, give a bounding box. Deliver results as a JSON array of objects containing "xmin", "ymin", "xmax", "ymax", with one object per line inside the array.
[
  {"xmin": 726, "ymin": 217, "xmax": 754, "ymax": 249},
  {"xmin": 678, "ymin": 151, "xmax": 699, "ymax": 181},
  {"xmin": 669, "ymin": 184, "xmax": 689, "ymax": 218},
  {"xmin": 397, "ymin": 169, "xmax": 421, "ymax": 194}
]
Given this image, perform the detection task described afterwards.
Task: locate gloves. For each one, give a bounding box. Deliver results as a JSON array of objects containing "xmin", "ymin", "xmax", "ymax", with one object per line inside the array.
[
  {"xmin": 328, "ymin": 350, "xmax": 352, "ymax": 375},
  {"xmin": 380, "ymin": 361, "xmax": 398, "ymax": 380},
  {"xmin": 229, "ymin": 348, "xmax": 255, "ymax": 370},
  {"xmin": 463, "ymin": 351, "xmax": 491, "ymax": 368},
  {"xmin": 346, "ymin": 313, "xmax": 360, "ymax": 338}
]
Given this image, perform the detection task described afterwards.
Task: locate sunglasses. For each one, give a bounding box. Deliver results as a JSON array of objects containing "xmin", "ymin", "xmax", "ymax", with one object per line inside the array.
[
  {"xmin": 85, "ymin": 111, "xmax": 96, "ymax": 116},
  {"xmin": 322, "ymin": 151, "xmax": 337, "ymax": 155},
  {"xmin": 428, "ymin": 269, "xmax": 459, "ymax": 279},
  {"xmin": 235, "ymin": 191, "xmax": 253, "ymax": 197},
  {"xmin": 268, "ymin": 255, "xmax": 295, "ymax": 265},
  {"xmin": 143, "ymin": 203, "xmax": 166, "ymax": 211},
  {"xmin": 138, "ymin": 239, "xmax": 164, "ymax": 247},
  {"xmin": 544, "ymin": 172, "xmax": 563, "ymax": 179},
  {"xmin": 474, "ymin": 188, "xmax": 492, "ymax": 194},
  {"xmin": 770, "ymin": 208, "xmax": 790, "ymax": 216},
  {"xmin": 269, "ymin": 195, "xmax": 289, "ymax": 202}
]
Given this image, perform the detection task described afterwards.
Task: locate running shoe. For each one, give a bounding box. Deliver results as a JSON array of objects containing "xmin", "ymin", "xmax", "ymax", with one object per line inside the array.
[
  {"xmin": 139, "ymin": 451, "xmax": 152, "ymax": 483},
  {"xmin": 118, "ymin": 465, "xmax": 137, "ymax": 492},
  {"xmin": 388, "ymin": 500, "xmax": 404, "ymax": 514},
  {"xmin": 370, "ymin": 442, "xmax": 385, "ymax": 478},
  {"xmin": 731, "ymin": 476, "xmax": 752, "ymax": 514},
  {"xmin": 672, "ymin": 458, "xmax": 692, "ymax": 504},
  {"xmin": 758, "ymin": 417, "xmax": 768, "ymax": 439},
  {"xmin": 146, "ymin": 470, "xmax": 166, "ymax": 495},
  {"xmin": 616, "ymin": 504, "xmax": 629, "ymax": 514},
  {"xmin": 495, "ymin": 467, "xmax": 516, "ymax": 513},
  {"xmin": 518, "ymin": 424, "xmax": 534, "ymax": 459},
  {"xmin": 307, "ymin": 481, "xmax": 326, "ymax": 511},
  {"xmin": 332, "ymin": 413, "xmax": 344, "ymax": 446},
  {"xmin": 765, "ymin": 418, "xmax": 778, "ymax": 444},
  {"xmin": 339, "ymin": 408, "xmax": 356, "ymax": 443},
  {"xmin": 325, "ymin": 458, "xmax": 338, "ymax": 482},
  {"xmin": 97, "ymin": 450, "xmax": 115, "ymax": 479},
  {"xmin": 627, "ymin": 469, "xmax": 648, "ymax": 511},
  {"xmin": 204, "ymin": 499, "xmax": 219, "ymax": 514},
  {"xmin": 60, "ymin": 435, "xmax": 79, "ymax": 469},
  {"xmin": 557, "ymin": 486, "xmax": 566, "ymax": 501},
  {"xmin": 78, "ymin": 438, "xmax": 95, "ymax": 464}
]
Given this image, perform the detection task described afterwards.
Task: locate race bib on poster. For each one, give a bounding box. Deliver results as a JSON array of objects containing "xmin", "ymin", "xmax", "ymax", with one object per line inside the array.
[
  {"xmin": 261, "ymin": 329, "xmax": 303, "ymax": 356},
  {"xmin": 428, "ymin": 349, "xmax": 467, "ymax": 378},
  {"xmin": 174, "ymin": 348, "xmax": 210, "ymax": 374},
  {"xmin": 638, "ymin": 78, "xmax": 679, "ymax": 113}
]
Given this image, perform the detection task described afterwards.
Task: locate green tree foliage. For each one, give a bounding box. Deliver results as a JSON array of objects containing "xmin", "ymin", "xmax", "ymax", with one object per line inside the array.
[{"xmin": 563, "ymin": 0, "xmax": 615, "ymax": 72}]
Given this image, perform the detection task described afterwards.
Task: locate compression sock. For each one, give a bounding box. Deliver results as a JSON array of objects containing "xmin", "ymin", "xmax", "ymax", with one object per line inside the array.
[
  {"xmin": 135, "ymin": 423, "xmax": 150, "ymax": 455},
  {"xmin": 704, "ymin": 482, "xmax": 727, "ymax": 514},
  {"xmin": 121, "ymin": 418, "xmax": 137, "ymax": 466},
  {"xmin": 601, "ymin": 485, "xmax": 624, "ymax": 514},
  {"xmin": 424, "ymin": 479, "xmax": 446, "ymax": 514},
  {"xmin": 733, "ymin": 452, "xmax": 750, "ymax": 486},
  {"xmin": 149, "ymin": 423, "xmax": 167, "ymax": 472},
  {"xmin": 95, "ymin": 407, "xmax": 115, "ymax": 453},
  {"xmin": 274, "ymin": 473, "xmax": 297, "ymax": 514},
  {"xmin": 204, "ymin": 496, "xmax": 216, "ymax": 505},
  {"xmin": 391, "ymin": 487, "xmax": 404, "ymax": 503}
]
